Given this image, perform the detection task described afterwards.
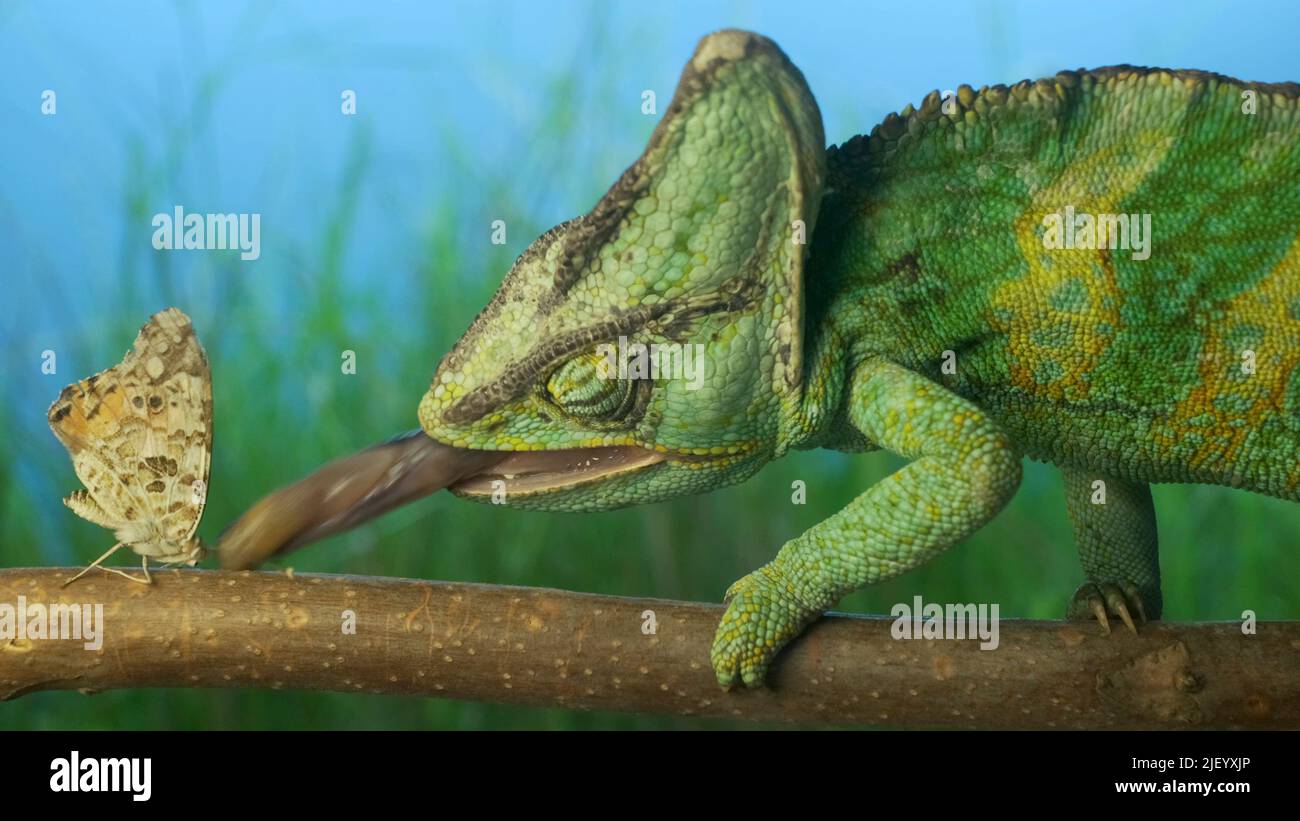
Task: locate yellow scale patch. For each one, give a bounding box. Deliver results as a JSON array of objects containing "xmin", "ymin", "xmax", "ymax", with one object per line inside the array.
[
  {"xmin": 1165, "ymin": 229, "xmax": 1300, "ymax": 479},
  {"xmin": 996, "ymin": 128, "xmax": 1178, "ymax": 402}
]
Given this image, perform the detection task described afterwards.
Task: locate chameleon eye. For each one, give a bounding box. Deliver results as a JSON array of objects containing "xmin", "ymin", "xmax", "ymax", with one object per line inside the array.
[{"xmin": 545, "ymin": 350, "xmax": 637, "ymax": 421}]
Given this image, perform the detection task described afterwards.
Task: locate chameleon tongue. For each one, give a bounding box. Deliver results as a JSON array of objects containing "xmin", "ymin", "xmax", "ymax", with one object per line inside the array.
[{"xmin": 216, "ymin": 430, "xmax": 506, "ymax": 570}]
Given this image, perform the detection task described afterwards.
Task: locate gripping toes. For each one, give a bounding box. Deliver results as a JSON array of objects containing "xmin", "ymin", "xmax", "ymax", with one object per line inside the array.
[
  {"xmin": 710, "ymin": 564, "xmax": 818, "ymax": 689},
  {"xmin": 1067, "ymin": 581, "xmax": 1149, "ymax": 634}
]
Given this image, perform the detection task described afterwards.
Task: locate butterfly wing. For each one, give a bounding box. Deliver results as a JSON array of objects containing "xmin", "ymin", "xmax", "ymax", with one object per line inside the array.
[{"xmin": 48, "ymin": 308, "xmax": 213, "ymax": 559}]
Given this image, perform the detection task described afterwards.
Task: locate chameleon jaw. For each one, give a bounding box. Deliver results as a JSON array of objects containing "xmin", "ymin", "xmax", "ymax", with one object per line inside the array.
[{"xmin": 449, "ymin": 445, "xmax": 670, "ymax": 497}]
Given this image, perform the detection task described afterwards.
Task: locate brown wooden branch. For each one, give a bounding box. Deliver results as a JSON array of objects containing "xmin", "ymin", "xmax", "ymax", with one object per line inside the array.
[{"xmin": 0, "ymin": 567, "xmax": 1295, "ymax": 728}]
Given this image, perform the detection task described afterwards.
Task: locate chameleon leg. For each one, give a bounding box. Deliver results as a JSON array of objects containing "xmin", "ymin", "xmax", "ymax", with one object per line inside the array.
[
  {"xmin": 710, "ymin": 358, "xmax": 1023, "ymax": 688},
  {"xmin": 1062, "ymin": 468, "xmax": 1162, "ymax": 632}
]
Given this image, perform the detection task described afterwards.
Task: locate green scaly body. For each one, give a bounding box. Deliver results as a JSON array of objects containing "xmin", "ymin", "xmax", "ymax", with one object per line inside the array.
[{"xmin": 413, "ymin": 31, "xmax": 1300, "ymax": 687}]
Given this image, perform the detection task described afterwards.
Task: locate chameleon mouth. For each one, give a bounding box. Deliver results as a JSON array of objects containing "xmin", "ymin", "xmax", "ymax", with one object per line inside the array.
[{"xmin": 449, "ymin": 446, "xmax": 669, "ymax": 496}]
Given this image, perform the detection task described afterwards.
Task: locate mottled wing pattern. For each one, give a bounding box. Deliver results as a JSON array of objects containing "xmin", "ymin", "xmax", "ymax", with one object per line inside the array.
[{"xmin": 47, "ymin": 308, "xmax": 212, "ymax": 561}]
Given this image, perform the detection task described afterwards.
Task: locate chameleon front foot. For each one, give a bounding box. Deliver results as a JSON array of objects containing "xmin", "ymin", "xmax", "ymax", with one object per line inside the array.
[
  {"xmin": 710, "ymin": 564, "xmax": 819, "ymax": 690},
  {"xmin": 1066, "ymin": 581, "xmax": 1152, "ymax": 634}
]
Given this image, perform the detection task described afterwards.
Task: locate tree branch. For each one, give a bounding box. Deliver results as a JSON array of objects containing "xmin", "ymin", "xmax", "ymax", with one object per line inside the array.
[{"xmin": 0, "ymin": 568, "xmax": 1294, "ymax": 727}]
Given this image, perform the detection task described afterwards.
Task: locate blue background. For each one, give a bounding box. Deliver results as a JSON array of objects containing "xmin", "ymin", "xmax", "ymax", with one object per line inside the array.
[{"xmin": 2, "ymin": 0, "xmax": 1297, "ymax": 728}]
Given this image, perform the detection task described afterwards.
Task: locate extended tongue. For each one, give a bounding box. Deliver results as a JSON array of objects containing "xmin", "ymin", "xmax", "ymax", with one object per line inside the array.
[{"xmin": 216, "ymin": 430, "xmax": 506, "ymax": 570}]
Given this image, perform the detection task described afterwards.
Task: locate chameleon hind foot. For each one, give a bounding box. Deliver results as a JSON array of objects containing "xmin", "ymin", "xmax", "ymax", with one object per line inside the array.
[
  {"xmin": 1066, "ymin": 581, "xmax": 1151, "ymax": 634},
  {"xmin": 709, "ymin": 564, "xmax": 819, "ymax": 690}
]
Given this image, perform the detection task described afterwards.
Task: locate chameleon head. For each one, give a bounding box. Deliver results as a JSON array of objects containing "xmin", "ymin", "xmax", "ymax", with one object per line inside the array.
[{"xmin": 419, "ymin": 29, "xmax": 827, "ymax": 511}]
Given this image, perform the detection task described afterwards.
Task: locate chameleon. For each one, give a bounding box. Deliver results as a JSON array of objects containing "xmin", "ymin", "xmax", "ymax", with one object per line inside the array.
[{"xmin": 217, "ymin": 29, "xmax": 1300, "ymax": 689}]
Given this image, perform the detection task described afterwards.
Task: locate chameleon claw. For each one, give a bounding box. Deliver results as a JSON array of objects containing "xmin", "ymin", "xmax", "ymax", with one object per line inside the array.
[
  {"xmin": 722, "ymin": 577, "xmax": 747, "ymax": 604},
  {"xmin": 1125, "ymin": 582, "xmax": 1149, "ymax": 624},
  {"xmin": 1088, "ymin": 592, "xmax": 1111, "ymax": 634},
  {"xmin": 1103, "ymin": 584, "xmax": 1138, "ymax": 634},
  {"xmin": 1068, "ymin": 581, "xmax": 1153, "ymax": 635}
]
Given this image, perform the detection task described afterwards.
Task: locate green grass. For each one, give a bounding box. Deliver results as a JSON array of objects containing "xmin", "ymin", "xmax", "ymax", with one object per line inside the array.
[{"xmin": 3, "ymin": 13, "xmax": 1298, "ymax": 730}]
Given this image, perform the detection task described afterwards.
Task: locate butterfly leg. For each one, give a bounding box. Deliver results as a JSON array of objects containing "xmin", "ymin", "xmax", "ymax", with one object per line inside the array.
[
  {"xmin": 63, "ymin": 542, "xmax": 131, "ymax": 586},
  {"xmin": 63, "ymin": 542, "xmax": 153, "ymax": 586},
  {"xmin": 97, "ymin": 557, "xmax": 151, "ymax": 585}
]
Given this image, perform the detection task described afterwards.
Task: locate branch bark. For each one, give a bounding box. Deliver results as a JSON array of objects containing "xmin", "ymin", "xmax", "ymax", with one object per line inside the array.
[{"xmin": 0, "ymin": 567, "xmax": 1294, "ymax": 728}]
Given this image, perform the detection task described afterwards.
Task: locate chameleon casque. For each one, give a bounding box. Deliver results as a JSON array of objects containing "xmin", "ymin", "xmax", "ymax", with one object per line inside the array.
[{"xmin": 218, "ymin": 29, "xmax": 1300, "ymax": 688}]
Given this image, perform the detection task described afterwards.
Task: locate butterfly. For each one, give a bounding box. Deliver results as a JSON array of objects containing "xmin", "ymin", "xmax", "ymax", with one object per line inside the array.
[{"xmin": 47, "ymin": 307, "xmax": 213, "ymax": 585}]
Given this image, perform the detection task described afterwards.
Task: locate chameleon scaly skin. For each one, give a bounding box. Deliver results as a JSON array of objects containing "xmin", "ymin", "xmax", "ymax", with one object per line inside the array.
[{"xmin": 410, "ymin": 30, "xmax": 1300, "ymax": 687}]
